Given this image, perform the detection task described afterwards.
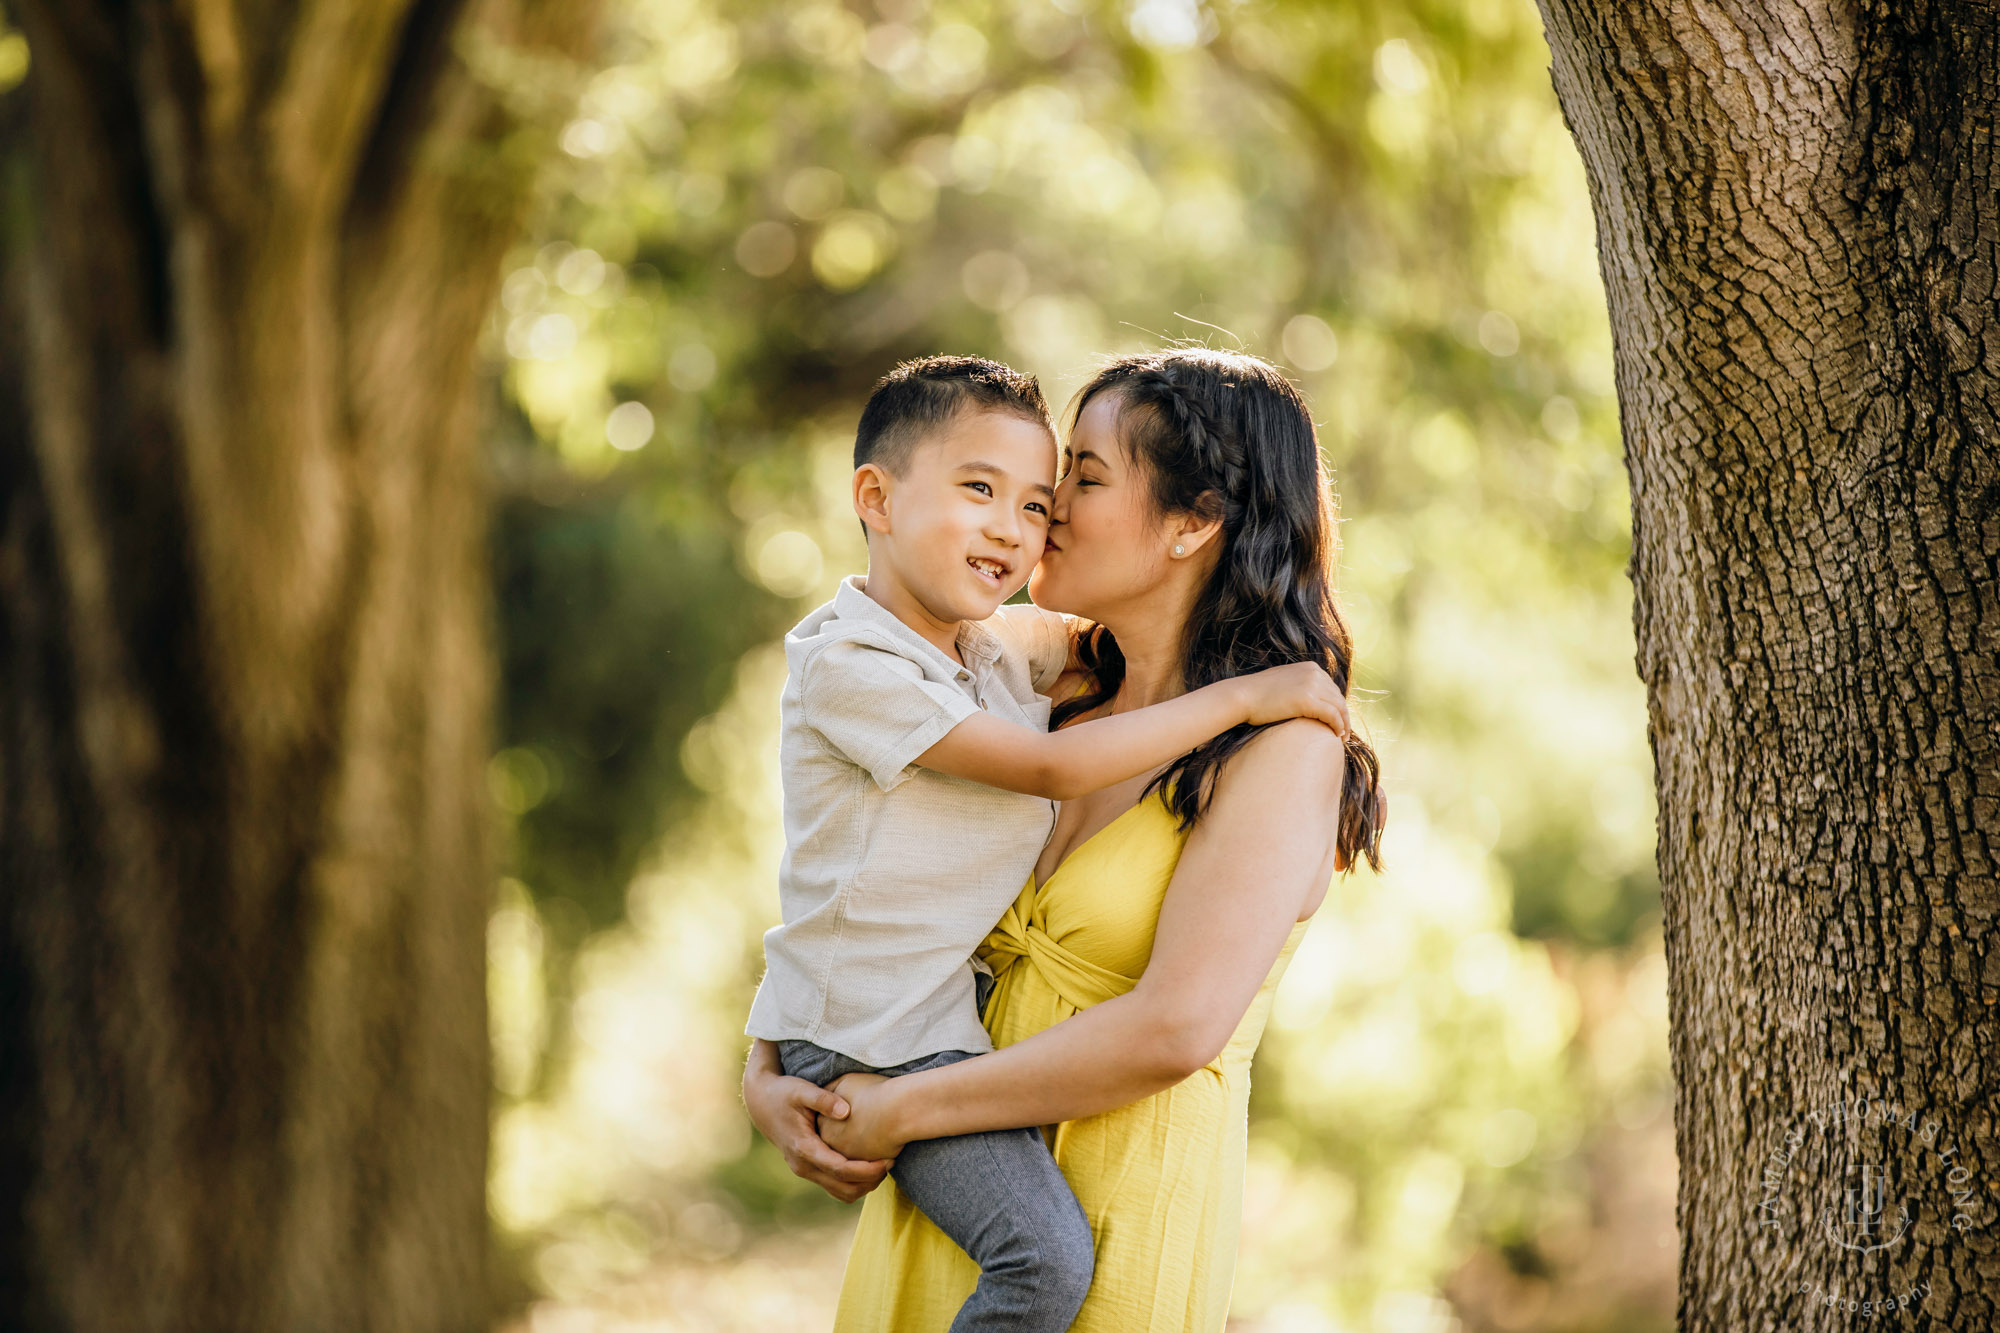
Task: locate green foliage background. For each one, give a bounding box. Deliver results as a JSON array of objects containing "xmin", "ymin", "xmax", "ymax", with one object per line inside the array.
[{"xmin": 476, "ymin": 1, "xmax": 1677, "ymax": 1328}]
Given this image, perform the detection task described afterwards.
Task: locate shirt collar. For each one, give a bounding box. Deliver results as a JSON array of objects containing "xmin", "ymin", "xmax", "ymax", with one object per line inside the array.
[{"xmin": 834, "ymin": 574, "xmax": 1002, "ymax": 673}]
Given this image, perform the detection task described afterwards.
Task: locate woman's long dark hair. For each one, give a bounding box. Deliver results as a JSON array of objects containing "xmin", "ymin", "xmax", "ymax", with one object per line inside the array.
[{"xmin": 1050, "ymin": 349, "xmax": 1385, "ymax": 873}]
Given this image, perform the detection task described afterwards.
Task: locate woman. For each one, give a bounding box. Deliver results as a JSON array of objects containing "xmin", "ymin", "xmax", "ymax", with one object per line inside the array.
[{"xmin": 744, "ymin": 348, "xmax": 1386, "ymax": 1330}]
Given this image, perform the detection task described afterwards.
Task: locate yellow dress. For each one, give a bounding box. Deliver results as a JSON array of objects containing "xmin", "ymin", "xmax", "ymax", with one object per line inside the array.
[{"xmin": 833, "ymin": 789, "xmax": 1313, "ymax": 1332}]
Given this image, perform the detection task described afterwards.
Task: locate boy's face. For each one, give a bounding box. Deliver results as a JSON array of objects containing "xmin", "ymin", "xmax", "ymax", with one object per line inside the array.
[{"xmin": 864, "ymin": 410, "xmax": 1057, "ymax": 623}]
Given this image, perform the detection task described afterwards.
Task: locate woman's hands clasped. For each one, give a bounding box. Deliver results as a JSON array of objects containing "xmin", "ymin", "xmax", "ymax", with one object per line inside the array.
[{"xmin": 741, "ymin": 1044, "xmax": 893, "ymax": 1203}]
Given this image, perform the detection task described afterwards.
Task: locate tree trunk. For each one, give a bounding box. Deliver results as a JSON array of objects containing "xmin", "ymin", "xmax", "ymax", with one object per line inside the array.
[
  {"xmin": 1533, "ymin": 1, "xmax": 1997, "ymax": 1328},
  {"xmin": 0, "ymin": 1, "xmax": 591, "ymax": 1328}
]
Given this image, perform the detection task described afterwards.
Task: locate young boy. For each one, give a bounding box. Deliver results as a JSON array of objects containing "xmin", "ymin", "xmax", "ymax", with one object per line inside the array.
[{"xmin": 745, "ymin": 356, "xmax": 1343, "ymax": 1331}]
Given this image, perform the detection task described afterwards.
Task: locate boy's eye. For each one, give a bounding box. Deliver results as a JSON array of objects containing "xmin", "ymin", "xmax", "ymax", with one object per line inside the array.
[
  {"xmin": 964, "ymin": 481, "xmax": 992, "ymax": 496},
  {"xmin": 1024, "ymin": 502, "xmax": 1050, "ymax": 518}
]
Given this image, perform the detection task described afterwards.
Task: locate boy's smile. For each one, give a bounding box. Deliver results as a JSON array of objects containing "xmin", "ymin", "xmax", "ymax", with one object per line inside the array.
[{"xmin": 967, "ymin": 554, "xmax": 1012, "ymax": 587}]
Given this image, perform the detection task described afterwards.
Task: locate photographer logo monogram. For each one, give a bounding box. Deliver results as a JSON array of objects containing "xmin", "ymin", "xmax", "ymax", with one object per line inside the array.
[
  {"xmin": 1754, "ymin": 1091, "xmax": 1984, "ymax": 1316},
  {"xmin": 1833, "ymin": 1162, "xmax": 1909, "ymax": 1253}
]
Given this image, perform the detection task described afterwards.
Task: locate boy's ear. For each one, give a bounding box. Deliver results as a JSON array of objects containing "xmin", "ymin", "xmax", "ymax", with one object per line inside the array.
[{"xmin": 853, "ymin": 463, "xmax": 895, "ymax": 537}]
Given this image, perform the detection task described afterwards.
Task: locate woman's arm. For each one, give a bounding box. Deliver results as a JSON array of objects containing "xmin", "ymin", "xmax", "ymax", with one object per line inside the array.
[
  {"xmin": 818, "ymin": 720, "xmax": 1346, "ymax": 1159},
  {"xmin": 741, "ymin": 1038, "xmax": 893, "ymax": 1202},
  {"xmin": 916, "ymin": 662, "xmax": 1347, "ymax": 802}
]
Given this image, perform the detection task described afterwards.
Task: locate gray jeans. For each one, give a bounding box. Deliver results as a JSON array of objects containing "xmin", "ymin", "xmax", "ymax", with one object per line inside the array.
[{"xmin": 781, "ymin": 1024, "xmax": 1094, "ymax": 1331}]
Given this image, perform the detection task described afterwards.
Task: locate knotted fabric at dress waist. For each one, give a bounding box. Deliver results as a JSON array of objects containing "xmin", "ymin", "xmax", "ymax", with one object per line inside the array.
[{"xmin": 981, "ymin": 881, "xmax": 1138, "ymax": 1013}]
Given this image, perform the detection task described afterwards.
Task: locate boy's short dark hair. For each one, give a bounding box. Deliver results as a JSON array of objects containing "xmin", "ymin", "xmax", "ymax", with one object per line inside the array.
[{"xmin": 854, "ymin": 355, "xmax": 1054, "ymax": 476}]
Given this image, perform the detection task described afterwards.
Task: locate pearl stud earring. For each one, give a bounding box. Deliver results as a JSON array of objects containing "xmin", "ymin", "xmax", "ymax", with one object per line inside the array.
[{"xmin": 1172, "ymin": 543, "xmax": 1186, "ymax": 556}]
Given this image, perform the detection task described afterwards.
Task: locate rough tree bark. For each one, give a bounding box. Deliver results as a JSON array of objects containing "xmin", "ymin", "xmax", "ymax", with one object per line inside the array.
[
  {"xmin": 1533, "ymin": 2, "xmax": 1997, "ymax": 1329},
  {"xmin": 0, "ymin": 1, "xmax": 593, "ymax": 1328}
]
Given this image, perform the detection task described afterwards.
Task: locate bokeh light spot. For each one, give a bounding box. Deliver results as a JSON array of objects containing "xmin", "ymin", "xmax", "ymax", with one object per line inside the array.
[
  {"xmin": 527, "ymin": 313, "xmax": 578, "ymax": 362},
  {"xmin": 1374, "ymin": 38, "xmax": 1431, "ymax": 95},
  {"xmin": 961, "ymin": 250, "xmax": 1031, "ymax": 312},
  {"xmin": 555, "ymin": 248, "xmax": 607, "ymax": 296},
  {"xmin": 668, "ymin": 344, "xmax": 718, "ymax": 392},
  {"xmin": 1478, "ymin": 309, "xmax": 1521, "ymax": 356},
  {"xmin": 753, "ymin": 529, "xmax": 825, "ymax": 598},
  {"xmin": 863, "ymin": 23, "xmax": 920, "ymax": 73},
  {"xmin": 782, "ymin": 166, "xmax": 846, "ymax": 221},
  {"xmin": 1479, "ymin": 1108, "xmax": 1540, "ymax": 1168},
  {"xmin": 488, "ymin": 747, "xmax": 552, "ymax": 814},
  {"xmin": 949, "ymin": 135, "xmax": 998, "ymax": 192},
  {"xmin": 1128, "ymin": 0, "xmax": 1208, "ymax": 51},
  {"xmin": 876, "ymin": 165, "xmax": 939, "ymax": 222},
  {"xmin": 561, "ymin": 118, "xmax": 612, "ymax": 158},
  {"xmin": 811, "ymin": 212, "xmax": 894, "ymax": 289},
  {"xmin": 500, "ymin": 267, "xmax": 546, "ymax": 314},
  {"xmin": 925, "ymin": 23, "xmax": 990, "ymax": 92},
  {"xmin": 605, "ymin": 402, "xmax": 655, "ymax": 452},
  {"xmin": 675, "ymin": 173, "xmax": 726, "ymax": 217},
  {"xmin": 735, "ymin": 221, "xmax": 797, "ymax": 277},
  {"xmin": 0, "ymin": 33, "xmax": 27, "ymax": 93},
  {"xmin": 1282, "ymin": 314, "xmax": 1341, "ymax": 372},
  {"xmin": 661, "ymin": 20, "xmax": 740, "ymax": 91},
  {"xmin": 1542, "ymin": 394, "xmax": 1581, "ymax": 440}
]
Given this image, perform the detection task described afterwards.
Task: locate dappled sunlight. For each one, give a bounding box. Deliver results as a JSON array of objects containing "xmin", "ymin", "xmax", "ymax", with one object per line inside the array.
[{"xmin": 480, "ymin": 0, "xmax": 1674, "ymax": 1327}]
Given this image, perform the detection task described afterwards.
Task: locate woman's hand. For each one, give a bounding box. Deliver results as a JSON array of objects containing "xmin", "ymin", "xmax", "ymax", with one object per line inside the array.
[
  {"xmin": 1237, "ymin": 661, "xmax": 1349, "ymax": 736},
  {"xmin": 742, "ymin": 1043, "xmax": 893, "ymax": 1203},
  {"xmin": 818, "ymin": 1072, "xmax": 909, "ymax": 1161}
]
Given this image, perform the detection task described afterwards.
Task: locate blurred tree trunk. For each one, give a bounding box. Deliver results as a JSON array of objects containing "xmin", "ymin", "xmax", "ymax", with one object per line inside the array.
[
  {"xmin": 1535, "ymin": 2, "xmax": 1997, "ymax": 1329},
  {"xmin": 0, "ymin": 1, "xmax": 591, "ymax": 1328}
]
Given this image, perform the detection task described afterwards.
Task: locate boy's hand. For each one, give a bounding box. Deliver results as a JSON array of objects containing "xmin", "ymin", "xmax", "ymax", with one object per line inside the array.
[
  {"xmin": 818, "ymin": 1071, "xmax": 907, "ymax": 1161},
  {"xmin": 1239, "ymin": 661, "xmax": 1350, "ymax": 736}
]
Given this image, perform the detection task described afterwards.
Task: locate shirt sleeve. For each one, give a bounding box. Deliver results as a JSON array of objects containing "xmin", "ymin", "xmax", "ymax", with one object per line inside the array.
[
  {"xmin": 799, "ymin": 637, "xmax": 983, "ymax": 791},
  {"xmin": 992, "ymin": 603, "xmax": 1073, "ymax": 696}
]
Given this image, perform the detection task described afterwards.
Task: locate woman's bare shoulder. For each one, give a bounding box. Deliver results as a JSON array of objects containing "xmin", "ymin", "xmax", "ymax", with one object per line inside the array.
[
  {"xmin": 1245, "ymin": 716, "xmax": 1346, "ymax": 767},
  {"xmin": 1209, "ymin": 718, "xmax": 1345, "ymax": 806}
]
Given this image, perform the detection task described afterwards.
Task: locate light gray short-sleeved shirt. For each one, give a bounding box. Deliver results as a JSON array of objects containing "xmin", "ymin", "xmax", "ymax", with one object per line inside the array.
[{"xmin": 745, "ymin": 574, "xmax": 1071, "ymax": 1068}]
